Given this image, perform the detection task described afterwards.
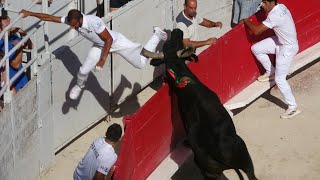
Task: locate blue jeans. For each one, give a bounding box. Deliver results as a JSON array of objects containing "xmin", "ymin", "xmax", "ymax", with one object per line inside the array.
[{"xmin": 233, "ymin": 0, "xmax": 261, "ymax": 24}]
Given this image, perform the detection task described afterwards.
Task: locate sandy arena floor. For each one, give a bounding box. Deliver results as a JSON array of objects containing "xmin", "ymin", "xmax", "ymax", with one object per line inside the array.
[{"xmin": 43, "ymin": 60, "xmax": 320, "ymax": 180}]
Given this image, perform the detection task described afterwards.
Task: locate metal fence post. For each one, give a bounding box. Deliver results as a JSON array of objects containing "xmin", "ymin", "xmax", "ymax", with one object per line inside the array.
[
  {"xmin": 31, "ymin": 32, "xmax": 39, "ymax": 77},
  {"xmin": 104, "ymin": 0, "xmax": 110, "ymax": 17},
  {"xmin": 37, "ymin": 0, "xmax": 51, "ymax": 66},
  {"xmin": 4, "ymin": 31, "xmax": 12, "ymax": 103}
]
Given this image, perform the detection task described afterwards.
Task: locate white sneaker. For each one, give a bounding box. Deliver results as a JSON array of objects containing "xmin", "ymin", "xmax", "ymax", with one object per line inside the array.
[
  {"xmin": 153, "ymin": 27, "xmax": 168, "ymax": 41},
  {"xmin": 280, "ymin": 107, "xmax": 301, "ymax": 119},
  {"xmin": 257, "ymin": 72, "xmax": 275, "ymax": 82},
  {"xmin": 69, "ymin": 85, "xmax": 83, "ymax": 100}
]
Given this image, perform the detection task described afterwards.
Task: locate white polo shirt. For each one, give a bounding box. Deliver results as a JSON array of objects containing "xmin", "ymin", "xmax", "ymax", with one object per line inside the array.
[
  {"xmin": 61, "ymin": 15, "xmax": 120, "ymax": 47},
  {"xmin": 73, "ymin": 137, "xmax": 117, "ymax": 180},
  {"xmin": 176, "ymin": 11, "xmax": 204, "ymax": 41},
  {"xmin": 262, "ymin": 4, "xmax": 297, "ymax": 45}
]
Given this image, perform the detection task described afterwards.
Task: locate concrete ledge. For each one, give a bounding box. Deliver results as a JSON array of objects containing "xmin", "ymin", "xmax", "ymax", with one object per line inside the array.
[
  {"xmin": 147, "ymin": 142, "xmax": 192, "ymax": 180},
  {"xmin": 224, "ymin": 42, "xmax": 320, "ymax": 110}
]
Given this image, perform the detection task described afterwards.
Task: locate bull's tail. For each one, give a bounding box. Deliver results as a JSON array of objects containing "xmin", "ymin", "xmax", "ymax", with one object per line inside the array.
[{"xmin": 235, "ymin": 169, "xmax": 244, "ymax": 180}]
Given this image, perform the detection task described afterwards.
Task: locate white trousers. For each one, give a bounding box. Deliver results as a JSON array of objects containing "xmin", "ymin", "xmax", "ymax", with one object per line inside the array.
[
  {"xmin": 77, "ymin": 33, "xmax": 161, "ymax": 87},
  {"xmin": 251, "ymin": 36, "xmax": 299, "ymax": 108}
]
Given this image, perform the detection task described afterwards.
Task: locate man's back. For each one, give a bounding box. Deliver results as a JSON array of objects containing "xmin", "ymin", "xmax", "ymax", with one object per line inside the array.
[
  {"xmin": 61, "ymin": 14, "xmax": 120, "ymax": 47},
  {"xmin": 263, "ymin": 4, "xmax": 297, "ymax": 45},
  {"xmin": 73, "ymin": 137, "xmax": 117, "ymax": 180}
]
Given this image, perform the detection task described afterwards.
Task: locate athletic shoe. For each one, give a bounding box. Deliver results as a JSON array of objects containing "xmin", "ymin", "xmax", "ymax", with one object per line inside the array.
[
  {"xmin": 69, "ymin": 85, "xmax": 83, "ymax": 100},
  {"xmin": 280, "ymin": 107, "xmax": 301, "ymax": 119},
  {"xmin": 154, "ymin": 27, "xmax": 168, "ymax": 41},
  {"xmin": 257, "ymin": 72, "xmax": 275, "ymax": 82}
]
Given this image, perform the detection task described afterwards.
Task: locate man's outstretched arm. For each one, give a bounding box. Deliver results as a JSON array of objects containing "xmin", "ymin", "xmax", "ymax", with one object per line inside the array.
[
  {"xmin": 182, "ymin": 37, "xmax": 217, "ymax": 49},
  {"xmin": 95, "ymin": 29, "xmax": 113, "ymax": 69},
  {"xmin": 20, "ymin": 9, "xmax": 62, "ymax": 23},
  {"xmin": 200, "ymin": 18, "xmax": 223, "ymax": 28}
]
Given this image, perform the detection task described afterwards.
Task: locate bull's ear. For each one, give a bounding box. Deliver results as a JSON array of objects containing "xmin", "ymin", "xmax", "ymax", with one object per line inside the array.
[{"xmin": 150, "ymin": 59, "xmax": 164, "ymax": 66}]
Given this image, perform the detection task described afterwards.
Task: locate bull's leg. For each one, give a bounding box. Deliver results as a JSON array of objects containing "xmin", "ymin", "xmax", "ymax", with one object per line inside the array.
[
  {"xmin": 193, "ymin": 153, "xmax": 226, "ymax": 180},
  {"xmin": 233, "ymin": 136, "xmax": 258, "ymax": 180}
]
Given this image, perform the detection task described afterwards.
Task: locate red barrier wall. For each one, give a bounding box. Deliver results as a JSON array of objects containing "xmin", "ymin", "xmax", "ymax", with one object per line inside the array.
[
  {"xmin": 113, "ymin": 85, "xmax": 185, "ymax": 180},
  {"xmin": 114, "ymin": 0, "xmax": 320, "ymax": 179}
]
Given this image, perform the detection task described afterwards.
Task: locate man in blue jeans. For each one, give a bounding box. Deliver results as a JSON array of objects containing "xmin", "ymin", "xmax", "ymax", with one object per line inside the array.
[{"xmin": 232, "ymin": 0, "xmax": 261, "ymax": 25}]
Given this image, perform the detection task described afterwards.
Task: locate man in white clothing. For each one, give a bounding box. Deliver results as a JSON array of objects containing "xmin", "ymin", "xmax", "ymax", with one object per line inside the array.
[
  {"xmin": 73, "ymin": 123, "xmax": 122, "ymax": 180},
  {"xmin": 20, "ymin": 9, "xmax": 167, "ymax": 100},
  {"xmin": 244, "ymin": 0, "xmax": 300, "ymax": 119}
]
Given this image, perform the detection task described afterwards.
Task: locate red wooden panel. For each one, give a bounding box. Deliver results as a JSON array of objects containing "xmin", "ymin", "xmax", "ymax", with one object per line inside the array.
[{"xmin": 114, "ymin": 85, "xmax": 185, "ymax": 180}]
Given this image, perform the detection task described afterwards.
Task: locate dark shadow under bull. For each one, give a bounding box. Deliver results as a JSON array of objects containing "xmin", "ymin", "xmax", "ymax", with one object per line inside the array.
[{"xmin": 143, "ymin": 29, "xmax": 258, "ymax": 180}]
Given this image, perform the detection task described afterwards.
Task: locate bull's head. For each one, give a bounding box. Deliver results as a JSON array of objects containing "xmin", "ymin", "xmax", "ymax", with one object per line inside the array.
[
  {"xmin": 142, "ymin": 29, "xmax": 198, "ymax": 66},
  {"xmin": 143, "ymin": 29, "xmax": 199, "ymax": 89}
]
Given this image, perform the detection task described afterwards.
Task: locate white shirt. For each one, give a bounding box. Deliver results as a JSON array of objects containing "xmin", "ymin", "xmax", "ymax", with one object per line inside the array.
[
  {"xmin": 73, "ymin": 137, "xmax": 117, "ymax": 180},
  {"xmin": 262, "ymin": 4, "xmax": 297, "ymax": 45},
  {"xmin": 176, "ymin": 11, "xmax": 204, "ymax": 41},
  {"xmin": 61, "ymin": 15, "xmax": 120, "ymax": 47}
]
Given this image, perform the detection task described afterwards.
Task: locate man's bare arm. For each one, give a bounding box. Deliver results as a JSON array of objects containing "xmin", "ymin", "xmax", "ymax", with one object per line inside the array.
[
  {"xmin": 20, "ymin": 9, "xmax": 61, "ymax": 23},
  {"xmin": 200, "ymin": 18, "xmax": 223, "ymax": 28},
  {"xmin": 183, "ymin": 37, "xmax": 217, "ymax": 49},
  {"xmin": 93, "ymin": 171, "xmax": 109, "ymax": 180},
  {"xmin": 95, "ymin": 29, "xmax": 113, "ymax": 68},
  {"xmin": 243, "ymin": 18, "xmax": 269, "ymax": 35}
]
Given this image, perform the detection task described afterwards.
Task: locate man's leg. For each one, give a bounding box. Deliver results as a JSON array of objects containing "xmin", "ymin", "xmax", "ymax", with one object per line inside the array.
[
  {"xmin": 251, "ymin": 36, "xmax": 277, "ymax": 81},
  {"xmin": 69, "ymin": 46, "xmax": 102, "ymax": 100},
  {"xmin": 113, "ymin": 27, "xmax": 167, "ymax": 69},
  {"xmin": 140, "ymin": 27, "xmax": 167, "ymax": 65},
  {"xmin": 275, "ymin": 44, "xmax": 300, "ymax": 118},
  {"xmin": 232, "ymin": 0, "xmax": 241, "ymax": 25},
  {"xmin": 96, "ymin": 0, "xmax": 104, "ymax": 17}
]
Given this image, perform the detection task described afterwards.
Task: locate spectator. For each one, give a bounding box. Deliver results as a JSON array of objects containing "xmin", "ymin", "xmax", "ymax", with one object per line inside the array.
[
  {"xmin": 96, "ymin": 0, "xmax": 132, "ymax": 17},
  {"xmin": 244, "ymin": 0, "xmax": 300, "ymax": 119},
  {"xmin": 232, "ymin": 0, "xmax": 261, "ymax": 26},
  {"xmin": 96, "ymin": 0, "xmax": 104, "ymax": 17},
  {"xmin": 176, "ymin": 0, "xmax": 223, "ymax": 49},
  {"xmin": 21, "ymin": 9, "xmax": 167, "ymax": 100},
  {"xmin": 0, "ymin": 15, "xmax": 32, "ymax": 95},
  {"xmin": 73, "ymin": 123, "xmax": 122, "ymax": 180},
  {"xmin": 110, "ymin": 0, "xmax": 131, "ymax": 12}
]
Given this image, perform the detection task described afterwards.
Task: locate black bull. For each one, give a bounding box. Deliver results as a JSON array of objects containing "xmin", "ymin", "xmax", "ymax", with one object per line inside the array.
[{"xmin": 149, "ymin": 29, "xmax": 258, "ymax": 180}]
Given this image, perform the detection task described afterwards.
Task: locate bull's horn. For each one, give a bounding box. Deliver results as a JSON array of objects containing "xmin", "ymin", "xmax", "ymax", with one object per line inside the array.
[
  {"xmin": 141, "ymin": 48, "xmax": 164, "ymax": 59},
  {"xmin": 177, "ymin": 46, "xmax": 195, "ymax": 58}
]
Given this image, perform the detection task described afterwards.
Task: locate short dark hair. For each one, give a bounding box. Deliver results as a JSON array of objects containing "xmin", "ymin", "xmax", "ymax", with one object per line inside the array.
[
  {"xmin": 67, "ymin": 9, "xmax": 82, "ymax": 22},
  {"xmin": 184, "ymin": 0, "xmax": 196, "ymax": 6},
  {"xmin": 0, "ymin": 15, "xmax": 10, "ymax": 29},
  {"xmin": 106, "ymin": 123, "xmax": 122, "ymax": 142},
  {"xmin": 265, "ymin": 0, "xmax": 277, "ymax": 4}
]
